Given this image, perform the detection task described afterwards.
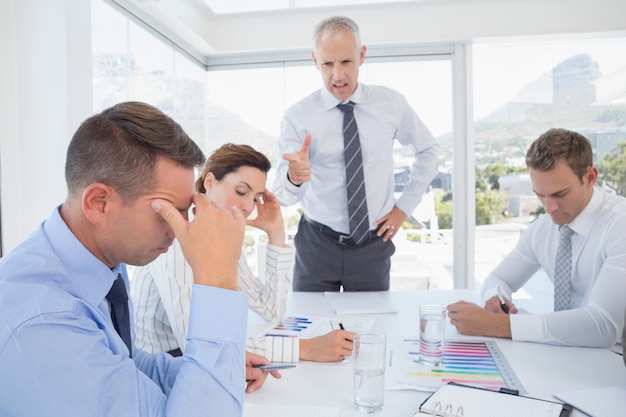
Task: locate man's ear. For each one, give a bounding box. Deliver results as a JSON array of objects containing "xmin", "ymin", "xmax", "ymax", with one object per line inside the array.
[
  {"xmin": 584, "ymin": 166, "xmax": 599, "ymax": 186},
  {"xmin": 81, "ymin": 183, "xmax": 116, "ymax": 224}
]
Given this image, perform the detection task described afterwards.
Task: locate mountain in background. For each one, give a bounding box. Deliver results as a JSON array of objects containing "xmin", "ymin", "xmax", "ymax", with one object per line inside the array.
[{"xmin": 439, "ymin": 53, "xmax": 626, "ymax": 166}]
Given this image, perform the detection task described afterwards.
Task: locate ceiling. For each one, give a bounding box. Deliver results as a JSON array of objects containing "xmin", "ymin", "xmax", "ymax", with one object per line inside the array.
[
  {"xmin": 108, "ymin": 0, "xmax": 626, "ymax": 66},
  {"xmin": 201, "ymin": 0, "xmax": 415, "ymax": 15}
]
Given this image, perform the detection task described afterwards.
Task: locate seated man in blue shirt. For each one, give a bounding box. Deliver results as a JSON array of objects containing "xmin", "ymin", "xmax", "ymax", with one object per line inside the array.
[{"xmin": 0, "ymin": 101, "xmax": 273, "ymax": 416}]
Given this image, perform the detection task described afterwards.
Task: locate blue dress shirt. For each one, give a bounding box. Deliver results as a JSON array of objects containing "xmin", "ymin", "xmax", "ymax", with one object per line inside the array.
[
  {"xmin": 0, "ymin": 206, "xmax": 247, "ymax": 416},
  {"xmin": 274, "ymin": 83, "xmax": 439, "ymax": 233}
]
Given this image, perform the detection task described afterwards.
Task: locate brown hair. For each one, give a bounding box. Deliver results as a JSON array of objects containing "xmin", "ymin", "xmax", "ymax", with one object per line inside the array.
[
  {"xmin": 65, "ymin": 101, "xmax": 205, "ymax": 203},
  {"xmin": 195, "ymin": 143, "xmax": 271, "ymax": 193},
  {"xmin": 525, "ymin": 128, "xmax": 592, "ymax": 181}
]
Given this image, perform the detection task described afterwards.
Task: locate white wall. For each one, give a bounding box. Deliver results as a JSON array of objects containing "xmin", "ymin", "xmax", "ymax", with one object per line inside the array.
[{"xmin": 0, "ymin": 0, "xmax": 92, "ymax": 254}]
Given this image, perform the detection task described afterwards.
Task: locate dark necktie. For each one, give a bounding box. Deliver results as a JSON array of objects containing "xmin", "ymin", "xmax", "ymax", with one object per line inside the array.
[
  {"xmin": 337, "ymin": 101, "xmax": 370, "ymax": 245},
  {"xmin": 554, "ymin": 225, "xmax": 575, "ymax": 311},
  {"xmin": 106, "ymin": 274, "xmax": 132, "ymax": 357}
]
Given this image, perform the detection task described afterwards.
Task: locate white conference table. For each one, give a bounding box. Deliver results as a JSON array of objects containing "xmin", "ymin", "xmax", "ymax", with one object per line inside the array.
[{"xmin": 245, "ymin": 290, "xmax": 626, "ymax": 416}]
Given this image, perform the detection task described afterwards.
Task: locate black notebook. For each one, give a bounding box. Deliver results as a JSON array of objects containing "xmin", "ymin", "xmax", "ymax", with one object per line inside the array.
[{"xmin": 414, "ymin": 382, "xmax": 573, "ymax": 417}]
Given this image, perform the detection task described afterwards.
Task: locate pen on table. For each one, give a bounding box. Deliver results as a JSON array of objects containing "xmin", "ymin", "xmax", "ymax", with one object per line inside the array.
[
  {"xmin": 253, "ymin": 363, "xmax": 296, "ymax": 371},
  {"xmin": 496, "ymin": 285, "xmax": 510, "ymax": 314}
]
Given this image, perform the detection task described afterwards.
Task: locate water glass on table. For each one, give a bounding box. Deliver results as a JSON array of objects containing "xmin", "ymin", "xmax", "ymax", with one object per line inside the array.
[
  {"xmin": 419, "ymin": 304, "xmax": 446, "ymax": 366},
  {"xmin": 353, "ymin": 333, "xmax": 386, "ymax": 413}
]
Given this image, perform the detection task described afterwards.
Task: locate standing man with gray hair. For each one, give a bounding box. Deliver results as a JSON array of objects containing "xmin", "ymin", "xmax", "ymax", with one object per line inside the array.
[{"xmin": 274, "ymin": 16, "xmax": 439, "ymax": 292}]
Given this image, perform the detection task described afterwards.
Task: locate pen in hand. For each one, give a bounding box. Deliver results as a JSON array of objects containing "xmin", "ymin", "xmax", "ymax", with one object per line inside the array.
[
  {"xmin": 253, "ymin": 364, "xmax": 296, "ymax": 371},
  {"xmin": 496, "ymin": 285, "xmax": 510, "ymax": 314}
]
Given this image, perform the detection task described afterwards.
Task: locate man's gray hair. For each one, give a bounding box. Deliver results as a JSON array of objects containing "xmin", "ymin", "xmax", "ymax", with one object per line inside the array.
[{"xmin": 313, "ymin": 16, "xmax": 361, "ymax": 46}]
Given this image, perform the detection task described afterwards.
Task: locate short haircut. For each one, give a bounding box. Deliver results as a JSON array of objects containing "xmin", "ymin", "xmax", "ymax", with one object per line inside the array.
[
  {"xmin": 313, "ymin": 15, "xmax": 361, "ymax": 47},
  {"xmin": 65, "ymin": 101, "xmax": 205, "ymax": 203},
  {"xmin": 196, "ymin": 143, "xmax": 271, "ymax": 194},
  {"xmin": 525, "ymin": 128, "xmax": 593, "ymax": 181}
]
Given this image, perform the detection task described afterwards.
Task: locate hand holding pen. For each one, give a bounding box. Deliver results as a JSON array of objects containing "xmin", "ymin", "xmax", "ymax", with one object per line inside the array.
[
  {"xmin": 297, "ymin": 322, "xmax": 355, "ymax": 362},
  {"xmin": 496, "ymin": 285, "xmax": 510, "ymax": 314}
]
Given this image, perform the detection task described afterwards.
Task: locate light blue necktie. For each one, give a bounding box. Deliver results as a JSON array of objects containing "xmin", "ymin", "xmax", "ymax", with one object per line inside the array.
[
  {"xmin": 554, "ymin": 225, "xmax": 575, "ymax": 311},
  {"xmin": 337, "ymin": 102, "xmax": 370, "ymax": 245}
]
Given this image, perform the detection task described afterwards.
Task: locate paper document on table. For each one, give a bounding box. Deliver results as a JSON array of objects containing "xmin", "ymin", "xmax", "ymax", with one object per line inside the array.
[
  {"xmin": 554, "ymin": 385, "xmax": 626, "ymax": 417},
  {"xmin": 260, "ymin": 316, "xmax": 375, "ymax": 338},
  {"xmin": 385, "ymin": 334, "xmax": 525, "ymax": 394},
  {"xmin": 244, "ymin": 403, "xmax": 341, "ymax": 417},
  {"xmin": 324, "ymin": 291, "xmax": 397, "ymax": 315}
]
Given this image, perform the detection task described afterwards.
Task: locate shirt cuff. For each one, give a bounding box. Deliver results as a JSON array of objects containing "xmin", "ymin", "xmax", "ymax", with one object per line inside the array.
[
  {"xmin": 266, "ymin": 336, "xmax": 300, "ymax": 363},
  {"xmin": 266, "ymin": 244, "xmax": 295, "ymax": 267},
  {"xmin": 188, "ymin": 284, "xmax": 247, "ymax": 344},
  {"xmin": 510, "ymin": 313, "xmax": 544, "ymax": 342}
]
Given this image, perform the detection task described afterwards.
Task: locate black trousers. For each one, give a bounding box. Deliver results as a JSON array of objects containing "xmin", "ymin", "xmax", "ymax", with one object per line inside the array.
[{"xmin": 293, "ymin": 216, "xmax": 395, "ymax": 292}]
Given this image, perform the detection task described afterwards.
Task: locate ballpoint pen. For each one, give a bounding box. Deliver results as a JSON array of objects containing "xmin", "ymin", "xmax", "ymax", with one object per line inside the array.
[
  {"xmin": 253, "ymin": 364, "xmax": 296, "ymax": 371},
  {"xmin": 496, "ymin": 285, "xmax": 510, "ymax": 314}
]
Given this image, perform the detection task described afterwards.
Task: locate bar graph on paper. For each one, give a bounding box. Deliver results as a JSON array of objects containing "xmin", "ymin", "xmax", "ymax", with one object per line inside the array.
[{"xmin": 385, "ymin": 335, "xmax": 526, "ymax": 394}]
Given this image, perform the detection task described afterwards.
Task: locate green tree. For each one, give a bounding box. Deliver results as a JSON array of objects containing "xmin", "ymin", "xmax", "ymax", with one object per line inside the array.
[
  {"xmin": 475, "ymin": 190, "xmax": 507, "ymax": 225},
  {"xmin": 599, "ymin": 141, "xmax": 626, "ymax": 196},
  {"xmin": 435, "ymin": 188, "xmax": 507, "ymax": 229},
  {"xmin": 476, "ymin": 164, "xmax": 527, "ymax": 191},
  {"xmin": 434, "ymin": 190, "xmax": 453, "ymax": 229}
]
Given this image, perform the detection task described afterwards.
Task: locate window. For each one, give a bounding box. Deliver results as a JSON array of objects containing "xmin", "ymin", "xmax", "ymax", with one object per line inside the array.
[
  {"xmin": 205, "ymin": 58, "xmax": 454, "ymax": 290},
  {"xmin": 473, "ymin": 37, "xmax": 626, "ymax": 310},
  {"xmin": 93, "ymin": 0, "xmax": 626, "ymax": 294}
]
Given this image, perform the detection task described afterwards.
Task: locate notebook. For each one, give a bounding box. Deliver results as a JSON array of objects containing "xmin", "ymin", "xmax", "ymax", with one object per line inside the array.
[
  {"xmin": 414, "ymin": 383, "xmax": 572, "ymax": 417},
  {"xmin": 554, "ymin": 385, "xmax": 626, "ymax": 417},
  {"xmin": 324, "ymin": 291, "xmax": 398, "ymax": 315}
]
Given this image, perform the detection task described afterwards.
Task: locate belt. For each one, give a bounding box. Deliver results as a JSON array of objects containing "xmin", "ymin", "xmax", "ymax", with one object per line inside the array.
[{"xmin": 303, "ymin": 215, "xmax": 379, "ymax": 246}]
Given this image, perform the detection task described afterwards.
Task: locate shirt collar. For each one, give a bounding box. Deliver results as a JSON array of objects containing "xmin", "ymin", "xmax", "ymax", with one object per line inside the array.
[
  {"xmin": 567, "ymin": 186, "xmax": 605, "ymax": 237},
  {"xmin": 320, "ymin": 83, "xmax": 366, "ymax": 111},
  {"xmin": 43, "ymin": 205, "xmax": 121, "ymax": 306}
]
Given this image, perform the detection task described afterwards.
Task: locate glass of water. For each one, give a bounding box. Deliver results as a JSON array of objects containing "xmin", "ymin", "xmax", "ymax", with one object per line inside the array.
[
  {"xmin": 419, "ymin": 304, "xmax": 446, "ymax": 366},
  {"xmin": 353, "ymin": 334, "xmax": 386, "ymax": 413}
]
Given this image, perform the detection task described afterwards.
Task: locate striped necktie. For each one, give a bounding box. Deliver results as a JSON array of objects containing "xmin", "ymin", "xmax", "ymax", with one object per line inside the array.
[
  {"xmin": 554, "ymin": 225, "xmax": 575, "ymax": 311},
  {"xmin": 107, "ymin": 274, "xmax": 133, "ymax": 357},
  {"xmin": 337, "ymin": 101, "xmax": 370, "ymax": 245}
]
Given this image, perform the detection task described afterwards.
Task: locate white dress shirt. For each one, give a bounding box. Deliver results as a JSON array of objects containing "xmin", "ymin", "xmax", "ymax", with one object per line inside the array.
[
  {"xmin": 274, "ymin": 83, "xmax": 439, "ymax": 232},
  {"xmin": 483, "ymin": 188, "xmax": 626, "ymax": 347},
  {"xmin": 131, "ymin": 240, "xmax": 300, "ymax": 361}
]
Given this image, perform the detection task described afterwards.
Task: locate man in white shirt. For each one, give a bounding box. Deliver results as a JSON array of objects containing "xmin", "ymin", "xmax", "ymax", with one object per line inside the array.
[
  {"xmin": 448, "ymin": 128, "xmax": 626, "ymax": 348},
  {"xmin": 273, "ymin": 16, "xmax": 439, "ymax": 291}
]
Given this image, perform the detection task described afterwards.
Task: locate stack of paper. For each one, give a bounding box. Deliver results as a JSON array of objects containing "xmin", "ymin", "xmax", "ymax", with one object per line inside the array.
[
  {"xmin": 324, "ymin": 291, "xmax": 398, "ymax": 315},
  {"xmin": 554, "ymin": 385, "xmax": 626, "ymax": 417}
]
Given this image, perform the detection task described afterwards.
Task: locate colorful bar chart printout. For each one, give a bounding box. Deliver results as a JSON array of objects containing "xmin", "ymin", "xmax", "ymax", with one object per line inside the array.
[{"xmin": 386, "ymin": 335, "xmax": 525, "ymax": 394}]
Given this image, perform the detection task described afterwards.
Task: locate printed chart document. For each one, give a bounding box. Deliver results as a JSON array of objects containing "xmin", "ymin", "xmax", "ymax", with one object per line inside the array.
[
  {"xmin": 324, "ymin": 291, "xmax": 398, "ymax": 315},
  {"xmin": 385, "ymin": 334, "xmax": 525, "ymax": 394},
  {"xmin": 415, "ymin": 383, "xmax": 572, "ymax": 417},
  {"xmin": 554, "ymin": 385, "xmax": 626, "ymax": 417},
  {"xmin": 259, "ymin": 316, "xmax": 375, "ymax": 338},
  {"xmin": 244, "ymin": 403, "xmax": 341, "ymax": 417}
]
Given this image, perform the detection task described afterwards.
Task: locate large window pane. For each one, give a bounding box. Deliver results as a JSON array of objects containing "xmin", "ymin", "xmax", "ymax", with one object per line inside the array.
[
  {"xmin": 473, "ymin": 37, "xmax": 626, "ymax": 310},
  {"xmin": 206, "ymin": 59, "xmax": 454, "ymax": 289}
]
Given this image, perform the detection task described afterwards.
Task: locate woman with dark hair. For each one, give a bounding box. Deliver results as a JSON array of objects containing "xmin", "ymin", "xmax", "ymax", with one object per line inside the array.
[{"xmin": 132, "ymin": 143, "xmax": 354, "ymax": 369}]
